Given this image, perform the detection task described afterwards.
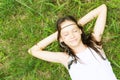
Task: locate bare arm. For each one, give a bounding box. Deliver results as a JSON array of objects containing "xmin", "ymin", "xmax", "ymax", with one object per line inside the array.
[
  {"xmin": 28, "ymin": 4, "xmax": 107, "ymax": 68},
  {"xmin": 28, "ymin": 31, "xmax": 69, "ymax": 68},
  {"xmin": 78, "ymin": 4, "xmax": 107, "ymax": 42}
]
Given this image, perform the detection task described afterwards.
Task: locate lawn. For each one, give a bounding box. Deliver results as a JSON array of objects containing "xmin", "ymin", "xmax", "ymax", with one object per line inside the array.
[{"xmin": 0, "ymin": 0, "xmax": 120, "ymax": 80}]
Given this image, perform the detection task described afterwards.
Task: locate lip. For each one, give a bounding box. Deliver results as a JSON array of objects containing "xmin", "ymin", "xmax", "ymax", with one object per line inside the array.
[{"xmin": 69, "ymin": 39, "xmax": 77, "ymax": 42}]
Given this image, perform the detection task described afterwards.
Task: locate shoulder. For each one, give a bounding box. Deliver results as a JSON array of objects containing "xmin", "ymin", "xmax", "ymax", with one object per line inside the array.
[
  {"xmin": 57, "ymin": 52, "xmax": 70, "ymax": 69},
  {"xmin": 42, "ymin": 51, "xmax": 70, "ymax": 68}
]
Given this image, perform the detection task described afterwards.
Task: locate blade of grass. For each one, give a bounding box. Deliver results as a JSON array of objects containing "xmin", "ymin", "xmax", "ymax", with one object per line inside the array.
[{"xmin": 15, "ymin": 0, "xmax": 41, "ymax": 15}]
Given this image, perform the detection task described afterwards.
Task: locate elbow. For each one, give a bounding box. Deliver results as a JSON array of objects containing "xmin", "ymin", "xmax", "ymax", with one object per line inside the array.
[
  {"xmin": 101, "ymin": 4, "xmax": 106, "ymax": 7},
  {"xmin": 28, "ymin": 48, "xmax": 34, "ymax": 55},
  {"xmin": 28, "ymin": 45, "xmax": 36, "ymax": 54},
  {"xmin": 101, "ymin": 4, "xmax": 107, "ymax": 11},
  {"xmin": 28, "ymin": 48, "xmax": 32, "ymax": 54},
  {"xmin": 28, "ymin": 48, "xmax": 38, "ymax": 55},
  {"xmin": 28, "ymin": 45, "xmax": 42, "ymax": 55},
  {"xmin": 102, "ymin": 4, "xmax": 106, "ymax": 7}
]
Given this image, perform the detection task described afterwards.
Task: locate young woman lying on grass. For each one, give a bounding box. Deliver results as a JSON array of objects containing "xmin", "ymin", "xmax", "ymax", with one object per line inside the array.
[{"xmin": 28, "ymin": 4, "xmax": 117, "ymax": 80}]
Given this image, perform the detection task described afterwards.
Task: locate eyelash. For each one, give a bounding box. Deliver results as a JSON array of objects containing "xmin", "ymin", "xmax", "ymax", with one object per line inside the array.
[
  {"xmin": 64, "ymin": 33, "xmax": 69, "ymax": 36},
  {"xmin": 63, "ymin": 30, "xmax": 78, "ymax": 36},
  {"xmin": 73, "ymin": 30, "xmax": 77, "ymax": 32}
]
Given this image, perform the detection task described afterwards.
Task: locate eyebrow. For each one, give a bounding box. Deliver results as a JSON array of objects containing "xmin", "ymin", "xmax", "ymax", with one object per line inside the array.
[{"xmin": 61, "ymin": 24, "xmax": 76, "ymax": 29}]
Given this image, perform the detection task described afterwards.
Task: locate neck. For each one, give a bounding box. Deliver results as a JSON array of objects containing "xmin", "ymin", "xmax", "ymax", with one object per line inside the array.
[{"xmin": 71, "ymin": 42, "xmax": 87, "ymax": 54}]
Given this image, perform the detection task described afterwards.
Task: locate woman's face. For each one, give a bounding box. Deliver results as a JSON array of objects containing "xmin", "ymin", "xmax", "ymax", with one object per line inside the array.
[{"xmin": 60, "ymin": 20, "xmax": 82, "ymax": 48}]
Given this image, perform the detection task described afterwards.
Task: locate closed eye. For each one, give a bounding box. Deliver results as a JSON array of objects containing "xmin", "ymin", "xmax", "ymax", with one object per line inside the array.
[
  {"xmin": 73, "ymin": 29, "xmax": 78, "ymax": 32},
  {"xmin": 64, "ymin": 33, "xmax": 69, "ymax": 36}
]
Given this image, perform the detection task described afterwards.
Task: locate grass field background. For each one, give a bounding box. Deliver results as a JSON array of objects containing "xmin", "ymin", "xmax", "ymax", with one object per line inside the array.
[{"xmin": 0, "ymin": 0, "xmax": 120, "ymax": 80}]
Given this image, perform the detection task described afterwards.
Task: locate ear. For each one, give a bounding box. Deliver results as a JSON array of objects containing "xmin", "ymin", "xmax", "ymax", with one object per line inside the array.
[
  {"xmin": 79, "ymin": 29, "xmax": 82, "ymax": 34},
  {"xmin": 59, "ymin": 37, "xmax": 63, "ymax": 42}
]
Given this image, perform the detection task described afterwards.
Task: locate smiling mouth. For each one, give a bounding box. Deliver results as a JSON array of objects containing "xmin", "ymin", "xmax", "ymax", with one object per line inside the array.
[{"xmin": 70, "ymin": 39, "xmax": 77, "ymax": 42}]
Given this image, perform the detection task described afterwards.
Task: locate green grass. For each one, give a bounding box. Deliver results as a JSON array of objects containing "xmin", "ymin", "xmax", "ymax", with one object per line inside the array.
[{"xmin": 0, "ymin": 0, "xmax": 120, "ymax": 80}]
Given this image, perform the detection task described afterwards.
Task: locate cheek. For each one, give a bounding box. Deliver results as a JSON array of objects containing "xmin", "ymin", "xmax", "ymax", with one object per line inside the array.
[
  {"xmin": 61, "ymin": 36, "xmax": 67, "ymax": 42},
  {"xmin": 77, "ymin": 33, "xmax": 81, "ymax": 38},
  {"xmin": 60, "ymin": 36, "xmax": 69, "ymax": 44}
]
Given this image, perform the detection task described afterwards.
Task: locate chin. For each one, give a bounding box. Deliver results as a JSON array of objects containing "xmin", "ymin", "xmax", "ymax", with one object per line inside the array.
[
  {"xmin": 65, "ymin": 39, "xmax": 81, "ymax": 47},
  {"xmin": 69, "ymin": 42, "xmax": 80, "ymax": 47}
]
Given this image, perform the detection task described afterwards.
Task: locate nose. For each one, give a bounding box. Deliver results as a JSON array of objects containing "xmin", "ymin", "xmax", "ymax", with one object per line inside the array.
[{"xmin": 70, "ymin": 33, "xmax": 75, "ymax": 39}]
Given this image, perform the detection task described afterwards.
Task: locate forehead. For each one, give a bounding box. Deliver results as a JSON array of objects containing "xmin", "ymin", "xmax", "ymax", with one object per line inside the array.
[
  {"xmin": 60, "ymin": 20, "xmax": 78, "ymax": 32},
  {"xmin": 60, "ymin": 20, "xmax": 76, "ymax": 29}
]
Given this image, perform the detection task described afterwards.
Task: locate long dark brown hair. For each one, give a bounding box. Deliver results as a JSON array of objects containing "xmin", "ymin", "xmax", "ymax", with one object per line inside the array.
[{"xmin": 56, "ymin": 16, "xmax": 106, "ymax": 68}]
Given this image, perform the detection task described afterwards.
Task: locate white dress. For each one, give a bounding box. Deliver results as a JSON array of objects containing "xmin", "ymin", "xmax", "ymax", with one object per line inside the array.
[{"xmin": 68, "ymin": 47, "xmax": 117, "ymax": 80}]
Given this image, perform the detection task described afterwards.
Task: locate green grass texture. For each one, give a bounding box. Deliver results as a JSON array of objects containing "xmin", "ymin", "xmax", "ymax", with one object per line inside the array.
[{"xmin": 0, "ymin": 0, "xmax": 120, "ymax": 80}]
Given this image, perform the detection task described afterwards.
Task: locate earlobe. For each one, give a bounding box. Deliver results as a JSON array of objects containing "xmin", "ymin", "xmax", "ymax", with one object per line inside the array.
[{"xmin": 60, "ymin": 37, "xmax": 63, "ymax": 42}]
